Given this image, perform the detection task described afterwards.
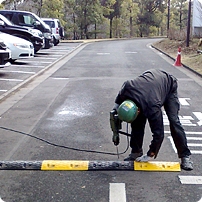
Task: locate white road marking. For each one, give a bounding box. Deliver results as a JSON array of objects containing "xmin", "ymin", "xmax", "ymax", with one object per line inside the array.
[
  {"xmin": 190, "ymin": 151, "xmax": 202, "ymax": 154},
  {"xmin": 187, "ymin": 137, "xmax": 202, "ymax": 140},
  {"xmin": 52, "ymin": 78, "xmax": 69, "ymax": 80},
  {"xmin": 179, "ymin": 98, "xmax": 190, "ymax": 105},
  {"xmin": 163, "ymin": 113, "xmax": 196, "ymax": 126},
  {"xmin": 167, "ymin": 136, "xmax": 177, "ymax": 153},
  {"xmin": 193, "ymin": 112, "xmax": 202, "ymax": 126},
  {"xmin": 97, "ymin": 53, "xmax": 110, "ymax": 55},
  {"xmin": 0, "ymin": 78, "xmax": 23, "ymax": 82},
  {"xmin": 188, "ymin": 143, "xmax": 202, "ymax": 147},
  {"xmin": 165, "ymin": 131, "xmax": 202, "ymax": 136},
  {"xmin": 35, "ymin": 57, "xmax": 57, "ymax": 59},
  {"xmin": 167, "ymin": 134, "xmax": 202, "ymax": 154},
  {"xmin": 11, "ymin": 65, "xmax": 45, "ymax": 68},
  {"xmin": 125, "ymin": 51, "xmax": 137, "ymax": 54},
  {"xmin": 0, "ymin": 70, "xmax": 35, "ymax": 74},
  {"xmin": 109, "ymin": 183, "xmax": 126, "ymax": 202},
  {"xmin": 179, "ymin": 176, "xmax": 202, "ymax": 184},
  {"xmin": 184, "ymin": 132, "xmax": 202, "ymax": 135},
  {"xmin": 40, "ymin": 62, "xmax": 52, "ymax": 64},
  {"xmin": 0, "ymin": 90, "xmax": 7, "ymax": 92}
]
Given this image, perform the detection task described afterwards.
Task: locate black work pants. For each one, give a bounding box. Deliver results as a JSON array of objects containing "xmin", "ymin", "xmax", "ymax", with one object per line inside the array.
[
  {"xmin": 164, "ymin": 81, "xmax": 191, "ymax": 158},
  {"xmin": 130, "ymin": 80, "xmax": 191, "ymax": 158}
]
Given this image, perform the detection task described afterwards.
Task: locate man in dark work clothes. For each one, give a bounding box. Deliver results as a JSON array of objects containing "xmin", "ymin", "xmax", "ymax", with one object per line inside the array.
[{"xmin": 113, "ymin": 69, "xmax": 193, "ymax": 170}]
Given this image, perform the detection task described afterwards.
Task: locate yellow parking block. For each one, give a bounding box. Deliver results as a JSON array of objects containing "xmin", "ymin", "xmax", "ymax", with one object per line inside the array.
[
  {"xmin": 41, "ymin": 160, "xmax": 89, "ymax": 171},
  {"xmin": 134, "ymin": 161, "xmax": 181, "ymax": 171}
]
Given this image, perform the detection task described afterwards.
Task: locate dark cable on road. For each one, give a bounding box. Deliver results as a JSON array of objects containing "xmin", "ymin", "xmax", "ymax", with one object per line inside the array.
[{"xmin": 0, "ymin": 126, "xmax": 130, "ymax": 156}]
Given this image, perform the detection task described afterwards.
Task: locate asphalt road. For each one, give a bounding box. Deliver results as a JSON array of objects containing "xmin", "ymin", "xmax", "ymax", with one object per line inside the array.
[{"xmin": 0, "ymin": 38, "xmax": 202, "ymax": 202}]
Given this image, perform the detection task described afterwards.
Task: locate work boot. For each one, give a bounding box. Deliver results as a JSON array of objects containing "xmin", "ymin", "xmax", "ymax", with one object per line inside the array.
[
  {"xmin": 181, "ymin": 156, "xmax": 193, "ymax": 171},
  {"xmin": 124, "ymin": 152, "xmax": 143, "ymax": 161}
]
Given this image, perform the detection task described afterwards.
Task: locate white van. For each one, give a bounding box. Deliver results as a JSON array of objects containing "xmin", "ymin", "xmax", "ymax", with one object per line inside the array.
[{"xmin": 42, "ymin": 18, "xmax": 64, "ymax": 46}]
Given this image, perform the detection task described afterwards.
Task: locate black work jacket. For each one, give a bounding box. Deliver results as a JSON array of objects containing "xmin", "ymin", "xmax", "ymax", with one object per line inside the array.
[{"xmin": 115, "ymin": 69, "xmax": 177, "ymax": 158}]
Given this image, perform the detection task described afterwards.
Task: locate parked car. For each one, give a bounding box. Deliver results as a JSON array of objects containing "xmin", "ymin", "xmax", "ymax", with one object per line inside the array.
[
  {"xmin": 0, "ymin": 10, "xmax": 53, "ymax": 49},
  {"xmin": 0, "ymin": 39, "xmax": 11, "ymax": 68},
  {"xmin": 0, "ymin": 14, "xmax": 44, "ymax": 53},
  {"xmin": 41, "ymin": 18, "xmax": 64, "ymax": 46},
  {"xmin": 0, "ymin": 32, "xmax": 34, "ymax": 62}
]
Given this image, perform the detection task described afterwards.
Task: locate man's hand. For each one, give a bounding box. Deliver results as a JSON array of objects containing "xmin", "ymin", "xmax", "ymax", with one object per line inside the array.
[{"xmin": 135, "ymin": 154, "xmax": 153, "ymax": 162}]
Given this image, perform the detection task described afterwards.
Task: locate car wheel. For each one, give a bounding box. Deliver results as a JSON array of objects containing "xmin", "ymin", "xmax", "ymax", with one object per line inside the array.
[
  {"xmin": 9, "ymin": 59, "xmax": 17, "ymax": 63},
  {"xmin": 53, "ymin": 37, "xmax": 59, "ymax": 46}
]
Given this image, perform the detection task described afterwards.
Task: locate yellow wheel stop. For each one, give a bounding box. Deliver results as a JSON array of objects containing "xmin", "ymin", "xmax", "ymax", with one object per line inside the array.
[
  {"xmin": 134, "ymin": 161, "xmax": 181, "ymax": 171},
  {"xmin": 41, "ymin": 160, "xmax": 89, "ymax": 170},
  {"xmin": 0, "ymin": 160, "xmax": 181, "ymax": 171}
]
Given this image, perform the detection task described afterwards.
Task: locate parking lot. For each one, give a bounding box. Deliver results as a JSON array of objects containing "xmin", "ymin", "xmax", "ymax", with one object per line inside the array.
[{"xmin": 0, "ymin": 42, "xmax": 81, "ymax": 99}]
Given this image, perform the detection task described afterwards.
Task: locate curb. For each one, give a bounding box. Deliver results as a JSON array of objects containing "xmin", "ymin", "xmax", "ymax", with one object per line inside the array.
[
  {"xmin": 151, "ymin": 45, "xmax": 202, "ymax": 78},
  {"xmin": 0, "ymin": 160, "xmax": 181, "ymax": 171}
]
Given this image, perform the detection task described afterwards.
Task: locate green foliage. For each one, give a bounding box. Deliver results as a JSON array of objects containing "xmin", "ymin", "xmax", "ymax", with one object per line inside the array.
[
  {"xmin": 41, "ymin": 0, "xmax": 64, "ymax": 19},
  {"xmin": 170, "ymin": 0, "xmax": 188, "ymax": 30},
  {"xmin": 1, "ymin": 0, "xmax": 190, "ymax": 39}
]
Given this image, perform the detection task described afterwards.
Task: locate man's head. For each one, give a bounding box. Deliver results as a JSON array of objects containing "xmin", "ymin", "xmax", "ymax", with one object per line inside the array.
[{"xmin": 117, "ymin": 100, "xmax": 139, "ymax": 123}]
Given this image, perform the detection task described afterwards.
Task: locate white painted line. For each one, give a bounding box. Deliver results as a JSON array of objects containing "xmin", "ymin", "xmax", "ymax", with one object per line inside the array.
[
  {"xmin": 165, "ymin": 131, "xmax": 202, "ymax": 135},
  {"xmin": 188, "ymin": 143, "xmax": 202, "ymax": 147},
  {"xmin": 168, "ymin": 136, "xmax": 202, "ymax": 154},
  {"xmin": 11, "ymin": 65, "xmax": 45, "ymax": 68},
  {"xmin": 193, "ymin": 112, "xmax": 202, "ymax": 126},
  {"xmin": 179, "ymin": 176, "xmax": 202, "ymax": 184},
  {"xmin": 46, "ymin": 54, "xmax": 63, "ymax": 56},
  {"xmin": 125, "ymin": 51, "xmax": 137, "ymax": 54},
  {"xmin": 179, "ymin": 98, "xmax": 190, "ymax": 106},
  {"xmin": 40, "ymin": 62, "xmax": 52, "ymax": 64},
  {"xmin": 36, "ymin": 58, "xmax": 57, "ymax": 59},
  {"xmin": 0, "ymin": 90, "xmax": 7, "ymax": 92},
  {"xmin": 190, "ymin": 150, "xmax": 202, "ymax": 154},
  {"xmin": 167, "ymin": 136, "xmax": 177, "ymax": 153},
  {"xmin": 52, "ymin": 78, "xmax": 69, "ymax": 80},
  {"xmin": 109, "ymin": 183, "xmax": 126, "ymax": 202},
  {"xmin": 97, "ymin": 53, "xmax": 110, "ymax": 55},
  {"xmin": 0, "ymin": 78, "xmax": 23, "ymax": 82},
  {"xmin": 187, "ymin": 137, "xmax": 202, "ymax": 140},
  {"xmin": 0, "ymin": 70, "xmax": 35, "ymax": 74}
]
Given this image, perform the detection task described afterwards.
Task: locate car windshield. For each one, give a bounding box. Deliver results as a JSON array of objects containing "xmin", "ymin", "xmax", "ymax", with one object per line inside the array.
[
  {"xmin": 0, "ymin": 14, "xmax": 14, "ymax": 26},
  {"xmin": 31, "ymin": 13, "xmax": 49, "ymax": 28},
  {"xmin": 44, "ymin": 21, "xmax": 54, "ymax": 28}
]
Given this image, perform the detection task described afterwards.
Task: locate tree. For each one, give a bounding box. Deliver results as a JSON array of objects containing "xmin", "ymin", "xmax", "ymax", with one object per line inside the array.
[
  {"xmin": 171, "ymin": 0, "xmax": 188, "ymax": 30},
  {"xmin": 74, "ymin": 0, "xmax": 103, "ymax": 39},
  {"xmin": 2, "ymin": 0, "xmax": 23, "ymax": 9},
  {"xmin": 134, "ymin": 0, "xmax": 166, "ymax": 36},
  {"xmin": 63, "ymin": 0, "xmax": 78, "ymax": 39},
  {"xmin": 101, "ymin": 0, "xmax": 124, "ymax": 38},
  {"xmin": 121, "ymin": 0, "xmax": 138, "ymax": 37},
  {"xmin": 41, "ymin": 0, "xmax": 64, "ymax": 19}
]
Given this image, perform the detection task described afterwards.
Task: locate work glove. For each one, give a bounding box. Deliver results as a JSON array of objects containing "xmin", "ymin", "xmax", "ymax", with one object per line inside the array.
[{"xmin": 135, "ymin": 154, "xmax": 153, "ymax": 162}]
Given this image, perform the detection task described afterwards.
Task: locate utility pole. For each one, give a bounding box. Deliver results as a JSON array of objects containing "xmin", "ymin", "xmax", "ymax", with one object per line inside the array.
[
  {"xmin": 167, "ymin": 0, "xmax": 170, "ymax": 37},
  {"xmin": 186, "ymin": 0, "xmax": 192, "ymax": 47}
]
